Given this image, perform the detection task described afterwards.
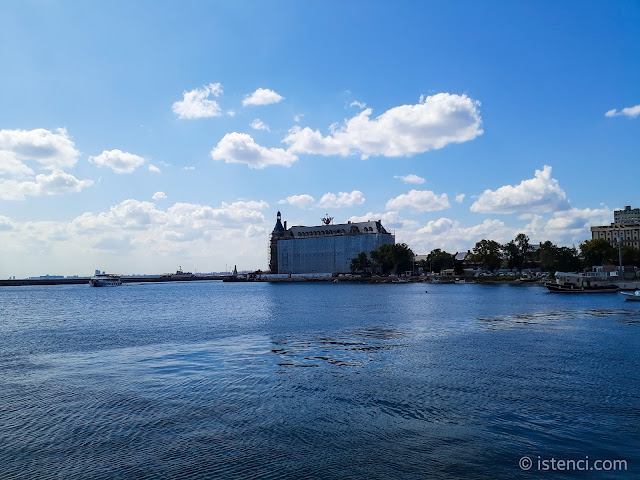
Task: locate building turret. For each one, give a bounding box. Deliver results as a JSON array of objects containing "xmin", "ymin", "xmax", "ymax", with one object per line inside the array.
[
  {"xmin": 269, "ymin": 211, "xmax": 287, "ymax": 273},
  {"xmin": 273, "ymin": 211, "xmax": 285, "ymax": 233}
]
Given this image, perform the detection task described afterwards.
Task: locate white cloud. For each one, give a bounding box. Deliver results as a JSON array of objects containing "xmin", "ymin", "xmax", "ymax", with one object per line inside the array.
[
  {"xmin": 148, "ymin": 164, "xmax": 161, "ymax": 173},
  {"xmin": 152, "ymin": 191, "xmax": 167, "ymax": 200},
  {"xmin": 470, "ymin": 165, "xmax": 569, "ymax": 214},
  {"xmin": 385, "ymin": 190, "xmax": 450, "ymax": 212},
  {"xmin": 0, "ymin": 215, "xmax": 15, "ymax": 231},
  {"xmin": 73, "ymin": 199, "xmax": 269, "ymax": 235},
  {"xmin": 0, "ymin": 128, "xmax": 79, "ymax": 170},
  {"xmin": 348, "ymin": 211, "xmax": 419, "ymax": 230},
  {"xmin": 455, "ymin": 194, "xmax": 465, "ymax": 203},
  {"xmin": 283, "ymin": 93, "xmax": 483, "ymax": 159},
  {"xmin": 394, "ymin": 174, "xmax": 425, "ymax": 184},
  {"xmin": 0, "ymin": 170, "xmax": 93, "ymax": 200},
  {"xmin": 605, "ymin": 104, "xmax": 640, "ymax": 118},
  {"xmin": 242, "ymin": 88, "xmax": 284, "ymax": 107},
  {"xmin": 226, "ymin": 110, "xmax": 236, "ymax": 117},
  {"xmin": 210, "ymin": 132, "xmax": 297, "ymax": 169},
  {"xmin": 172, "ymin": 83, "xmax": 223, "ymax": 119},
  {"xmin": 537, "ymin": 207, "xmax": 613, "ymax": 245},
  {"xmin": 0, "ymin": 151, "xmax": 34, "ymax": 177},
  {"xmin": 407, "ymin": 217, "xmax": 514, "ymax": 253},
  {"xmin": 350, "ymin": 100, "xmax": 366, "ymax": 109},
  {"xmin": 279, "ymin": 194, "xmax": 316, "ymax": 209},
  {"xmin": 294, "ymin": 114, "xmax": 304, "ymax": 123},
  {"xmin": 250, "ymin": 119, "xmax": 270, "ymax": 131},
  {"xmin": 89, "ymin": 149, "xmax": 146, "ymax": 174},
  {"xmin": 318, "ymin": 190, "xmax": 365, "ymax": 208},
  {"xmin": 182, "ymin": 166, "xmax": 196, "ymax": 171},
  {"xmin": 0, "ymin": 198, "xmax": 273, "ymax": 277}
]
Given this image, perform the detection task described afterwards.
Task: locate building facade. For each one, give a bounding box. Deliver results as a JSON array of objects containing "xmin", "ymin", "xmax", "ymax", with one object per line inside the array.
[
  {"xmin": 591, "ymin": 206, "xmax": 640, "ymax": 248},
  {"xmin": 269, "ymin": 212, "xmax": 395, "ymax": 274}
]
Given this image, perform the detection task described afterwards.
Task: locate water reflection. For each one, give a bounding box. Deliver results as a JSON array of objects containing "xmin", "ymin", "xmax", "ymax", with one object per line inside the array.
[
  {"xmin": 270, "ymin": 327, "xmax": 408, "ymax": 369},
  {"xmin": 477, "ymin": 308, "xmax": 640, "ymax": 329}
]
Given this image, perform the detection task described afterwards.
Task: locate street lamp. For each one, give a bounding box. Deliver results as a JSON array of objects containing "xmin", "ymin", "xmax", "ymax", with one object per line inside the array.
[{"xmin": 616, "ymin": 237, "xmax": 623, "ymax": 276}]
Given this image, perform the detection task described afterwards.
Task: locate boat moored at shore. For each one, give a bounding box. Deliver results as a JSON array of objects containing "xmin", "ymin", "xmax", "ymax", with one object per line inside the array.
[
  {"xmin": 620, "ymin": 290, "xmax": 640, "ymax": 301},
  {"xmin": 545, "ymin": 272, "xmax": 619, "ymax": 293}
]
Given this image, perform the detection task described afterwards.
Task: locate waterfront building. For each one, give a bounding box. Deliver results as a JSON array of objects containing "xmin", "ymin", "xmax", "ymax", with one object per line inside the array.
[
  {"xmin": 590, "ymin": 205, "xmax": 640, "ymax": 248},
  {"xmin": 269, "ymin": 212, "xmax": 395, "ymax": 274}
]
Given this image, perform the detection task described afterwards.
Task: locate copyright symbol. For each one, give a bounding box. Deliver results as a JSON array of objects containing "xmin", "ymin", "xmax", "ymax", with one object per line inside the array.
[{"xmin": 519, "ymin": 456, "xmax": 533, "ymax": 470}]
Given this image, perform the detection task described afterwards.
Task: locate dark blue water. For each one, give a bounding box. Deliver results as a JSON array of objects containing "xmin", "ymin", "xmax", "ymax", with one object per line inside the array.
[{"xmin": 1, "ymin": 282, "xmax": 638, "ymax": 479}]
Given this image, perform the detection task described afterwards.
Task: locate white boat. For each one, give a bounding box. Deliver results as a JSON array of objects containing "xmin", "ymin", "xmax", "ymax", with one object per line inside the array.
[
  {"xmin": 619, "ymin": 290, "xmax": 640, "ymax": 301},
  {"xmin": 89, "ymin": 274, "xmax": 122, "ymax": 287}
]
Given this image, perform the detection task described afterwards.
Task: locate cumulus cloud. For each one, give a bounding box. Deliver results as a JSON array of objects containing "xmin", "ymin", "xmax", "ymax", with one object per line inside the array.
[
  {"xmin": 294, "ymin": 114, "xmax": 304, "ymax": 123},
  {"xmin": 470, "ymin": 165, "xmax": 569, "ymax": 214},
  {"xmin": 278, "ymin": 194, "xmax": 316, "ymax": 209},
  {"xmin": 455, "ymin": 194, "xmax": 465, "ymax": 203},
  {"xmin": 385, "ymin": 190, "xmax": 450, "ymax": 212},
  {"xmin": 73, "ymin": 199, "xmax": 269, "ymax": 236},
  {"xmin": 0, "ymin": 170, "xmax": 93, "ymax": 200},
  {"xmin": 242, "ymin": 88, "xmax": 284, "ymax": 106},
  {"xmin": 210, "ymin": 132, "xmax": 297, "ymax": 169},
  {"xmin": 394, "ymin": 174, "xmax": 425, "ymax": 184},
  {"xmin": 350, "ymin": 100, "xmax": 366, "ymax": 109},
  {"xmin": 407, "ymin": 217, "xmax": 514, "ymax": 253},
  {"xmin": 172, "ymin": 83, "xmax": 223, "ymax": 119},
  {"xmin": 250, "ymin": 119, "xmax": 270, "ymax": 131},
  {"xmin": 182, "ymin": 166, "xmax": 196, "ymax": 171},
  {"xmin": 605, "ymin": 104, "xmax": 640, "ymax": 118},
  {"xmin": 283, "ymin": 93, "xmax": 483, "ymax": 159},
  {"xmin": 152, "ymin": 191, "xmax": 167, "ymax": 200},
  {"xmin": 536, "ymin": 207, "xmax": 613, "ymax": 245},
  {"xmin": 148, "ymin": 164, "xmax": 161, "ymax": 173},
  {"xmin": 0, "ymin": 197, "xmax": 273, "ymax": 277},
  {"xmin": 0, "ymin": 151, "xmax": 34, "ymax": 177},
  {"xmin": 318, "ymin": 190, "xmax": 365, "ymax": 208},
  {"xmin": 348, "ymin": 211, "xmax": 419, "ymax": 230},
  {"xmin": 0, "ymin": 128, "xmax": 79, "ymax": 170},
  {"xmin": 89, "ymin": 149, "xmax": 146, "ymax": 174}
]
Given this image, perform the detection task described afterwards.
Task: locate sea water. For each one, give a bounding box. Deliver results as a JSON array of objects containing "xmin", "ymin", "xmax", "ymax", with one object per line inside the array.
[{"xmin": 1, "ymin": 281, "xmax": 638, "ymax": 479}]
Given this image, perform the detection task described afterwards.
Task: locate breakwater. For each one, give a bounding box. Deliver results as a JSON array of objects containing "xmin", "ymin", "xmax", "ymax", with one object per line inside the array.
[{"xmin": 0, "ymin": 276, "xmax": 225, "ymax": 287}]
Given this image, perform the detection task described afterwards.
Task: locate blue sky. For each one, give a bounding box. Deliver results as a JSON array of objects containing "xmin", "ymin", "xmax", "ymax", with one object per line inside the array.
[{"xmin": 0, "ymin": 1, "xmax": 638, "ymax": 276}]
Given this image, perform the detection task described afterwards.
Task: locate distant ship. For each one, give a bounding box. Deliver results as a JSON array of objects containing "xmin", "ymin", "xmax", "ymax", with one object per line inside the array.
[
  {"xmin": 162, "ymin": 266, "xmax": 195, "ymax": 279},
  {"xmin": 89, "ymin": 274, "xmax": 122, "ymax": 287}
]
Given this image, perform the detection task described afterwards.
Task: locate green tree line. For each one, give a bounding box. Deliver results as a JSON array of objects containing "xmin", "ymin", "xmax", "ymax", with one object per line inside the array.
[{"xmin": 352, "ymin": 235, "xmax": 640, "ymax": 276}]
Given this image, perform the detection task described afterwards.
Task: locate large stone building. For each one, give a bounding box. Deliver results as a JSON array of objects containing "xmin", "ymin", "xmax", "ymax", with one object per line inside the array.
[
  {"xmin": 591, "ymin": 206, "xmax": 640, "ymax": 248},
  {"xmin": 269, "ymin": 212, "xmax": 395, "ymax": 274}
]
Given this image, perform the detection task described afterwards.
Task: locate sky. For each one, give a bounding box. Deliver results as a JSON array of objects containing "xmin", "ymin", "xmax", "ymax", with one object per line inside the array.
[{"xmin": 0, "ymin": 0, "xmax": 638, "ymax": 277}]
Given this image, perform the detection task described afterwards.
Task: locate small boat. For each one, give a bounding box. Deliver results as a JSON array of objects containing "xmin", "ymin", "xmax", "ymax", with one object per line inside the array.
[
  {"xmin": 619, "ymin": 290, "xmax": 640, "ymax": 301},
  {"xmin": 89, "ymin": 274, "xmax": 122, "ymax": 287}
]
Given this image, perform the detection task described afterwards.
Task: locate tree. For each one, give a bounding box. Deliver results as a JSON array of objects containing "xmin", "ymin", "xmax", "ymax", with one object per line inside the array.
[
  {"xmin": 426, "ymin": 248, "xmax": 455, "ymax": 273},
  {"xmin": 370, "ymin": 243, "xmax": 414, "ymax": 275},
  {"xmin": 515, "ymin": 233, "xmax": 531, "ymax": 268},
  {"xmin": 350, "ymin": 252, "xmax": 372, "ymax": 274},
  {"xmin": 472, "ymin": 239, "xmax": 502, "ymax": 271},
  {"xmin": 621, "ymin": 245, "xmax": 640, "ymax": 267},
  {"xmin": 536, "ymin": 241, "xmax": 580, "ymax": 273},
  {"xmin": 502, "ymin": 241, "xmax": 522, "ymax": 271},
  {"xmin": 580, "ymin": 238, "xmax": 617, "ymax": 267}
]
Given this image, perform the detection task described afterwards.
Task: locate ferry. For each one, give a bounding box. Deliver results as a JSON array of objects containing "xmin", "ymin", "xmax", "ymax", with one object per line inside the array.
[{"xmin": 89, "ymin": 274, "xmax": 122, "ymax": 287}]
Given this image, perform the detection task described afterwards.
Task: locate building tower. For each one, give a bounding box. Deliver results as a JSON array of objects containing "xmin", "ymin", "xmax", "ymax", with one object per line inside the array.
[{"xmin": 269, "ymin": 211, "xmax": 286, "ymax": 273}]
